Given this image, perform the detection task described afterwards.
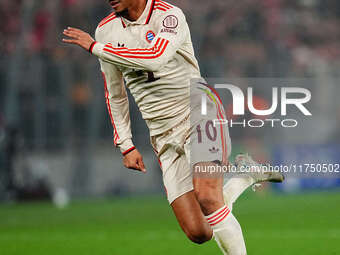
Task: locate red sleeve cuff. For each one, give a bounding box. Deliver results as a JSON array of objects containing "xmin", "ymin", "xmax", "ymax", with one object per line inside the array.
[
  {"xmin": 122, "ymin": 146, "xmax": 136, "ymax": 156},
  {"xmin": 89, "ymin": 41, "xmax": 97, "ymax": 54}
]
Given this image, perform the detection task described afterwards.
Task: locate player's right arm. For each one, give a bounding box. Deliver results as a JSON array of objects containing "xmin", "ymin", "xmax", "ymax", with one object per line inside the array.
[
  {"xmin": 63, "ymin": 7, "xmax": 188, "ymax": 72},
  {"xmin": 100, "ymin": 60, "xmax": 146, "ymax": 173},
  {"xmin": 91, "ymin": 8, "xmax": 187, "ymax": 72}
]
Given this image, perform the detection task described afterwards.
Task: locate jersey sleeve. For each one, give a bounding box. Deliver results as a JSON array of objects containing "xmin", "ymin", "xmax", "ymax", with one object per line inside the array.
[
  {"xmin": 91, "ymin": 8, "xmax": 188, "ymax": 72},
  {"xmin": 99, "ymin": 59, "xmax": 135, "ymax": 154}
]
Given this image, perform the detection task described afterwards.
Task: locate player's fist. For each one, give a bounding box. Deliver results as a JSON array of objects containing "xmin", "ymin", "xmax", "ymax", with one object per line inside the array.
[
  {"xmin": 62, "ymin": 27, "xmax": 95, "ymax": 52},
  {"xmin": 123, "ymin": 149, "xmax": 147, "ymax": 173}
]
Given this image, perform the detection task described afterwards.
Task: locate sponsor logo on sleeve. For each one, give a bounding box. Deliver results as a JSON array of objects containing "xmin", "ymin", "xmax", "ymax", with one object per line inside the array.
[
  {"xmin": 161, "ymin": 15, "xmax": 179, "ymax": 35},
  {"xmin": 163, "ymin": 15, "xmax": 178, "ymax": 28}
]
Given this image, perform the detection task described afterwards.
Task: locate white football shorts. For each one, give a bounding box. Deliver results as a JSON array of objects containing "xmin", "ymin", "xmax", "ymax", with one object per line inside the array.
[{"xmin": 151, "ymin": 82, "xmax": 231, "ymax": 204}]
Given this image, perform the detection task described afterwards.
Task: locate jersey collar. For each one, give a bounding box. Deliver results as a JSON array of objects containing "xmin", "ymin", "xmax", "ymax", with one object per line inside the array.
[{"xmin": 120, "ymin": 0, "xmax": 155, "ymax": 27}]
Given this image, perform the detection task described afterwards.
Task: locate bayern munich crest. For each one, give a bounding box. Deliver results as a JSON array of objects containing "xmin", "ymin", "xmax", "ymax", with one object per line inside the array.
[{"xmin": 146, "ymin": 30, "xmax": 155, "ymax": 43}]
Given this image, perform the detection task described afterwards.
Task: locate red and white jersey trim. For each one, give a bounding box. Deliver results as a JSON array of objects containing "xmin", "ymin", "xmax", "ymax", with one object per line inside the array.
[
  {"xmin": 154, "ymin": 0, "xmax": 173, "ymax": 12},
  {"xmin": 98, "ymin": 13, "xmax": 117, "ymax": 28},
  {"xmin": 103, "ymin": 38, "xmax": 169, "ymax": 59},
  {"xmin": 102, "ymin": 72, "xmax": 120, "ymax": 145}
]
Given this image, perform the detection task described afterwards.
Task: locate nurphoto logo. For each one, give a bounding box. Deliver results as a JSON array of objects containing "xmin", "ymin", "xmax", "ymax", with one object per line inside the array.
[{"xmin": 200, "ymin": 84, "xmax": 312, "ymax": 128}]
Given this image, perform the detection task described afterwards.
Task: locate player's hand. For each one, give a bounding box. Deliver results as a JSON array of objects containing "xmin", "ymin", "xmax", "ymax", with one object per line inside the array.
[
  {"xmin": 62, "ymin": 27, "xmax": 95, "ymax": 51},
  {"xmin": 123, "ymin": 149, "xmax": 147, "ymax": 173}
]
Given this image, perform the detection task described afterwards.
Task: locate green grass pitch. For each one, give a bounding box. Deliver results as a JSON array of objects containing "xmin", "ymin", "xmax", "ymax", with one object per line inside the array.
[{"xmin": 1, "ymin": 190, "xmax": 340, "ymax": 255}]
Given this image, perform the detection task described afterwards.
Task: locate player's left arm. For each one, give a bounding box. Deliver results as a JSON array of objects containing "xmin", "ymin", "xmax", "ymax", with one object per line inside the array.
[{"xmin": 63, "ymin": 8, "xmax": 188, "ymax": 72}]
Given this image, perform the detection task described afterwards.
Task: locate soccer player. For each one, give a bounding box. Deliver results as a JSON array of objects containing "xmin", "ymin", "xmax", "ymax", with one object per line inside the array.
[{"xmin": 62, "ymin": 0, "xmax": 283, "ymax": 254}]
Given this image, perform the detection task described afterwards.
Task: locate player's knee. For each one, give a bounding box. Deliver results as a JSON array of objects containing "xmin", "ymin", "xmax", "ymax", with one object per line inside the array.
[
  {"xmin": 188, "ymin": 233, "xmax": 211, "ymax": 244},
  {"xmin": 194, "ymin": 188, "xmax": 220, "ymax": 212},
  {"xmin": 185, "ymin": 226, "xmax": 212, "ymax": 244}
]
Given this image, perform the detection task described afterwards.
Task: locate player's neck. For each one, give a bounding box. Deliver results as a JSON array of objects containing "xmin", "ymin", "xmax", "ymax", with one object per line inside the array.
[{"xmin": 124, "ymin": 0, "xmax": 147, "ymax": 21}]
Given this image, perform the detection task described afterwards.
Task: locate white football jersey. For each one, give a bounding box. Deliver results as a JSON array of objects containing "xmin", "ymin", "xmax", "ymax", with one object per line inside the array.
[{"xmin": 92, "ymin": 0, "xmax": 201, "ymax": 154}]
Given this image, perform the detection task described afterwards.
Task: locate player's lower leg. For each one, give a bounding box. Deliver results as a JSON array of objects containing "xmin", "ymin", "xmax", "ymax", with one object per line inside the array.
[
  {"xmin": 204, "ymin": 205, "xmax": 247, "ymax": 255},
  {"xmin": 223, "ymin": 154, "xmax": 285, "ymax": 210},
  {"xmin": 170, "ymin": 191, "xmax": 213, "ymax": 244},
  {"xmin": 223, "ymin": 174, "xmax": 254, "ymax": 211},
  {"xmin": 193, "ymin": 169, "xmax": 247, "ymax": 255}
]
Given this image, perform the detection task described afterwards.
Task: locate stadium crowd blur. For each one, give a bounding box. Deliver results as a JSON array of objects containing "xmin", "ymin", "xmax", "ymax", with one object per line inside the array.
[
  {"xmin": 1, "ymin": 0, "xmax": 340, "ymax": 143},
  {"xmin": 1, "ymin": 0, "xmax": 340, "ymax": 199}
]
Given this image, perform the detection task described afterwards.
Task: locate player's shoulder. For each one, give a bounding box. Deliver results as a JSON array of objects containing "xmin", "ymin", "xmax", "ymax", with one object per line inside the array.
[
  {"xmin": 153, "ymin": 0, "xmax": 185, "ymax": 18},
  {"xmin": 97, "ymin": 12, "xmax": 118, "ymax": 29},
  {"xmin": 95, "ymin": 12, "xmax": 119, "ymax": 39}
]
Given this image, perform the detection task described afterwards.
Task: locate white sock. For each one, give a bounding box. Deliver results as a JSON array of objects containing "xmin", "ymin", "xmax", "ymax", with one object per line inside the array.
[
  {"xmin": 205, "ymin": 205, "xmax": 247, "ymax": 255},
  {"xmin": 223, "ymin": 174, "xmax": 255, "ymax": 211}
]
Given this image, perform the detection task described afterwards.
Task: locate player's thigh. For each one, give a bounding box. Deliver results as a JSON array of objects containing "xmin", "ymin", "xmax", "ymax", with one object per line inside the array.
[
  {"xmin": 151, "ymin": 119, "xmax": 195, "ymax": 204},
  {"xmin": 170, "ymin": 190, "xmax": 212, "ymax": 243}
]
